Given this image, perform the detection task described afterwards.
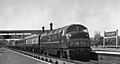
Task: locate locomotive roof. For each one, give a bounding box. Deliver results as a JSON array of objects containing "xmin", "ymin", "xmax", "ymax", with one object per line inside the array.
[
  {"xmin": 55, "ymin": 24, "xmax": 87, "ymax": 30},
  {"xmin": 41, "ymin": 24, "xmax": 87, "ymax": 36}
]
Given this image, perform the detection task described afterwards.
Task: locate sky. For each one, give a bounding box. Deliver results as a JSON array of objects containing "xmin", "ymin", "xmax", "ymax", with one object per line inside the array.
[{"xmin": 0, "ymin": 0, "xmax": 120, "ymax": 37}]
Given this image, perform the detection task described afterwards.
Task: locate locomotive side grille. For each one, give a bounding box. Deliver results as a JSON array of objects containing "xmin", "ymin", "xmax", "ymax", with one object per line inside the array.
[
  {"xmin": 69, "ymin": 38, "xmax": 89, "ymax": 47},
  {"xmin": 69, "ymin": 32, "xmax": 89, "ymax": 39}
]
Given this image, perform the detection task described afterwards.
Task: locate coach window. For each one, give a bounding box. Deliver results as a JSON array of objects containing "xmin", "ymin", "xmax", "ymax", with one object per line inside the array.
[
  {"xmin": 47, "ymin": 36, "xmax": 49, "ymax": 42},
  {"xmin": 26, "ymin": 40, "xmax": 28, "ymax": 44},
  {"xmin": 27, "ymin": 39, "xmax": 29, "ymax": 44},
  {"xmin": 34, "ymin": 38, "xmax": 36, "ymax": 43},
  {"xmin": 36, "ymin": 38, "xmax": 38, "ymax": 44},
  {"xmin": 56, "ymin": 34, "xmax": 59, "ymax": 40},
  {"xmin": 54, "ymin": 34, "xmax": 58, "ymax": 40},
  {"xmin": 42, "ymin": 37, "xmax": 45, "ymax": 41},
  {"xmin": 48, "ymin": 35, "xmax": 51, "ymax": 42},
  {"xmin": 45, "ymin": 37, "xmax": 47, "ymax": 42},
  {"xmin": 52, "ymin": 34, "xmax": 56, "ymax": 41},
  {"xmin": 43, "ymin": 37, "xmax": 45, "ymax": 42},
  {"xmin": 28, "ymin": 39, "xmax": 30, "ymax": 44},
  {"xmin": 30, "ymin": 39, "xmax": 32, "ymax": 44}
]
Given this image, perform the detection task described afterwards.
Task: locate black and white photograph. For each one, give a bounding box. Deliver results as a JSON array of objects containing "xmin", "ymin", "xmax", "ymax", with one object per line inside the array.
[{"xmin": 0, "ymin": 0, "xmax": 120, "ymax": 64}]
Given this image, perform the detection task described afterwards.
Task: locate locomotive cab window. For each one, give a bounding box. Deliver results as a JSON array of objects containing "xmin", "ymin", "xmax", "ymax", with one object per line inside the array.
[{"xmin": 67, "ymin": 25, "xmax": 88, "ymax": 33}]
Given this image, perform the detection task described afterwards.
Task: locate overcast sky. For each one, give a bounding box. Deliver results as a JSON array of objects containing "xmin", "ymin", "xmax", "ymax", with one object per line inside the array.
[{"xmin": 0, "ymin": 0, "xmax": 120, "ymax": 37}]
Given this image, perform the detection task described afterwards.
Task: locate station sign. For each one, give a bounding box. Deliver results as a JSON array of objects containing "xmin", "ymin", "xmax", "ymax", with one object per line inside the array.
[
  {"xmin": 104, "ymin": 31, "xmax": 117, "ymax": 37},
  {"xmin": 103, "ymin": 30, "xmax": 118, "ymax": 48}
]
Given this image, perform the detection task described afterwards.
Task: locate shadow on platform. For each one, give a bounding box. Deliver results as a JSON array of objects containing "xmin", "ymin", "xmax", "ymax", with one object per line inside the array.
[{"xmin": 90, "ymin": 51, "xmax": 98, "ymax": 61}]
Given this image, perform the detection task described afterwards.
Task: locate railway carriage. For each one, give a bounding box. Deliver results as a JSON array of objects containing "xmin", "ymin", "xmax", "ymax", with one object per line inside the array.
[
  {"xmin": 24, "ymin": 34, "xmax": 40, "ymax": 52},
  {"xmin": 14, "ymin": 39, "xmax": 25, "ymax": 50}
]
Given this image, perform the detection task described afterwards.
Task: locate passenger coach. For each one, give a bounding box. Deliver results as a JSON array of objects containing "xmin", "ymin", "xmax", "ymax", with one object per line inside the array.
[{"xmin": 24, "ymin": 34, "xmax": 40, "ymax": 52}]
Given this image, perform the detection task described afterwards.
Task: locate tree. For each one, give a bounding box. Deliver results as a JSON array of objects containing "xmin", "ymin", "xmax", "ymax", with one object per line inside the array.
[{"xmin": 94, "ymin": 31, "xmax": 103, "ymax": 47}]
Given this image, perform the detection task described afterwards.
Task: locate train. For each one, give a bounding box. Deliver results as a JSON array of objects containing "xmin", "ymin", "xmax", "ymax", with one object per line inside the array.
[{"xmin": 8, "ymin": 24, "xmax": 91, "ymax": 61}]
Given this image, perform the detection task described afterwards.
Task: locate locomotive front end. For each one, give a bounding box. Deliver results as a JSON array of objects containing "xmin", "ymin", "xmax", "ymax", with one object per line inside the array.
[{"xmin": 64, "ymin": 24, "xmax": 91, "ymax": 61}]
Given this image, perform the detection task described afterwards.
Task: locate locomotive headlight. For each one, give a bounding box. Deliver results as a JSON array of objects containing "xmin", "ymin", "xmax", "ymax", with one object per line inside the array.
[
  {"xmin": 83, "ymin": 29, "xmax": 88, "ymax": 33},
  {"xmin": 66, "ymin": 33, "xmax": 71, "ymax": 39},
  {"xmin": 67, "ymin": 33, "xmax": 71, "ymax": 37}
]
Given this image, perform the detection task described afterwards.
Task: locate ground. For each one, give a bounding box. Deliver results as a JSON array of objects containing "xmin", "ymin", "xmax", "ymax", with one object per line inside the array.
[{"xmin": 0, "ymin": 48, "xmax": 49, "ymax": 64}]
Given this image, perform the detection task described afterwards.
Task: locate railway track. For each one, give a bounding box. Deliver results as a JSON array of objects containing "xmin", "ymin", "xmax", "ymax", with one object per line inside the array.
[{"xmin": 6, "ymin": 48, "xmax": 116, "ymax": 64}]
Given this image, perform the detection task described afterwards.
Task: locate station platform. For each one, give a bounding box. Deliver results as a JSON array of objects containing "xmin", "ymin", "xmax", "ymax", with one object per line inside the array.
[
  {"xmin": 0, "ymin": 47, "xmax": 50, "ymax": 64},
  {"xmin": 91, "ymin": 47, "xmax": 120, "ymax": 55},
  {"xmin": 92, "ymin": 47, "xmax": 120, "ymax": 52},
  {"xmin": 91, "ymin": 47, "xmax": 120, "ymax": 63}
]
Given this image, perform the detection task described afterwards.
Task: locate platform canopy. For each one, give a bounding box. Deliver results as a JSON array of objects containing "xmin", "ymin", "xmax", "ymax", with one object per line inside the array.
[
  {"xmin": 0, "ymin": 30, "xmax": 42, "ymax": 33},
  {"xmin": 0, "ymin": 30, "xmax": 49, "ymax": 39}
]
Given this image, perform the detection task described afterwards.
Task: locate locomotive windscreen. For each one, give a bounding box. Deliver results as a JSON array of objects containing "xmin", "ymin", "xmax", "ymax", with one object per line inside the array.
[
  {"xmin": 67, "ymin": 25, "xmax": 88, "ymax": 33},
  {"xmin": 66, "ymin": 25, "xmax": 89, "ymax": 39}
]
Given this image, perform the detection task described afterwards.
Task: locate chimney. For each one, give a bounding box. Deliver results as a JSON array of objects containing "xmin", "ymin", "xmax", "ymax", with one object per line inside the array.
[
  {"xmin": 42, "ymin": 26, "xmax": 45, "ymax": 33},
  {"xmin": 50, "ymin": 23, "xmax": 53, "ymax": 30}
]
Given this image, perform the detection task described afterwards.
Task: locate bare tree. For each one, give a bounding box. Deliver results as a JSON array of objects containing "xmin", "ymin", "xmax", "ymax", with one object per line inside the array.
[{"xmin": 94, "ymin": 31, "xmax": 103, "ymax": 47}]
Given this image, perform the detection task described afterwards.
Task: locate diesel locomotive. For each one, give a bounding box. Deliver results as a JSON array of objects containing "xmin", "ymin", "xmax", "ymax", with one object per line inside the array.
[{"xmin": 9, "ymin": 24, "xmax": 91, "ymax": 61}]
